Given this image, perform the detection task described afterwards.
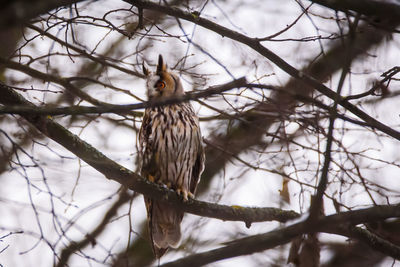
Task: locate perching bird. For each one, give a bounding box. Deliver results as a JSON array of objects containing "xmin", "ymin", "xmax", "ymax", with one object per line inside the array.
[{"xmin": 139, "ymin": 55, "xmax": 205, "ymax": 258}]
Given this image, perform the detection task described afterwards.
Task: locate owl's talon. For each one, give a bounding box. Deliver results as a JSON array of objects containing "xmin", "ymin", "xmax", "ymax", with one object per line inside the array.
[
  {"xmin": 176, "ymin": 188, "xmax": 190, "ymax": 201},
  {"xmin": 176, "ymin": 188, "xmax": 182, "ymax": 196},
  {"xmin": 148, "ymin": 175, "xmax": 155, "ymax": 183}
]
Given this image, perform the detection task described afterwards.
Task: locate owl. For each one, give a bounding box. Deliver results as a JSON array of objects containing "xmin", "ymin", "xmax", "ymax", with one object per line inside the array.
[{"xmin": 139, "ymin": 55, "xmax": 205, "ymax": 258}]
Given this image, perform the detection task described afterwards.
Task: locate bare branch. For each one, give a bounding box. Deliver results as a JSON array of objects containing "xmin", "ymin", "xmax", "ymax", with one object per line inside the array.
[
  {"xmin": 0, "ymin": 77, "xmax": 247, "ymax": 115},
  {"xmin": 0, "ymin": 0, "xmax": 86, "ymax": 29},
  {"xmin": 56, "ymin": 189, "xmax": 131, "ymax": 267},
  {"xmin": 310, "ymin": 0, "xmax": 400, "ymax": 20},
  {"xmin": 309, "ymin": 16, "xmax": 360, "ymax": 221},
  {"xmin": 25, "ymin": 23, "xmax": 144, "ymax": 78},
  {"xmin": 0, "ymin": 57, "xmax": 109, "ymax": 106},
  {"xmin": 331, "ymin": 225, "xmax": 400, "ymax": 261},
  {"xmin": 161, "ymin": 205, "xmax": 400, "ymax": 267}
]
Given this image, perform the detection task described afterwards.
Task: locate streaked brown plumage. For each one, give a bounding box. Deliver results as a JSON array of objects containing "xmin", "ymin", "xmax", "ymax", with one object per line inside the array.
[{"xmin": 139, "ymin": 55, "xmax": 205, "ymax": 258}]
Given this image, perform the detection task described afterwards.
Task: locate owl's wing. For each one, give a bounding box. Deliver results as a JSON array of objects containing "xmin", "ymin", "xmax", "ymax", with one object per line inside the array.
[
  {"xmin": 190, "ymin": 135, "xmax": 205, "ymax": 194},
  {"xmin": 139, "ymin": 110, "xmax": 157, "ymax": 178}
]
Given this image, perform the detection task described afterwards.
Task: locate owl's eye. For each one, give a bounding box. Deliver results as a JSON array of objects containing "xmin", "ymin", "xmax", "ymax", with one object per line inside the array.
[{"xmin": 155, "ymin": 81, "xmax": 166, "ymax": 90}]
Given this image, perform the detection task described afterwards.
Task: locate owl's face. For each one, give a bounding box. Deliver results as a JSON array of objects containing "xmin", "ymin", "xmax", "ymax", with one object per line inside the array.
[{"xmin": 143, "ymin": 55, "xmax": 184, "ymax": 100}]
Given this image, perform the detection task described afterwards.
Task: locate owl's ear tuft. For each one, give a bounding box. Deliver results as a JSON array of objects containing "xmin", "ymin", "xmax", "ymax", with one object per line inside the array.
[
  {"xmin": 142, "ymin": 61, "xmax": 149, "ymax": 76},
  {"xmin": 157, "ymin": 54, "xmax": 167, "ymax": 74}
]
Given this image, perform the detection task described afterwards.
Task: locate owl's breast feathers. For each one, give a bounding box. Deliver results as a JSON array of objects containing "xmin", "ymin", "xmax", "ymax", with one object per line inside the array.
[{"xmin": 139, "ymin": 103, "xmax": 204, "ymax": 193}]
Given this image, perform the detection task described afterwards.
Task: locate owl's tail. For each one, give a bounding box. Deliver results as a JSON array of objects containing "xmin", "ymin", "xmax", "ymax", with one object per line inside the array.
[{"xmin": 149, "ymin": 200, "xmax": 184, "ymax": 258}]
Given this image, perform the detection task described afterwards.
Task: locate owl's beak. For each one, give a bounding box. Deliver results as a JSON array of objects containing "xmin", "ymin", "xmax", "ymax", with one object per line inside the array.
[{"xmin": 155, "ymin": 87, "xmax": 162, "ymax": 94}]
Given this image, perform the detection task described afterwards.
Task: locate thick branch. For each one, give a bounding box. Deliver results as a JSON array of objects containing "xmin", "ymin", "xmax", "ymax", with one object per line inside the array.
[
  {"xmin": 330, "ymin": 225, "xmax": 400, "ymax": 261},
  {"xmin": 161, "ymin": 204, "xmax": 400, "ymax": 267},
  {"xmin": 0, "ymin": 0, "xmax": 85, "ymax": 29},
  {"xmin": 310, "ymin": 0, "xmax": 400, "ymax": 20}
]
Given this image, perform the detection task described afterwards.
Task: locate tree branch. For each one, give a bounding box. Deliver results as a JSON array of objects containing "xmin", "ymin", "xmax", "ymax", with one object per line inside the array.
[
  {"xmin": 308, "ymin": 16, "xmax": 360, "ymax": 221},
  {"xmin": 26, "ymin": 23, "xmax": 144, "ymax": 78},
  {"xmin": 0, "ymin": 0, "xmax": 85, "ymax": 29},
  {"xmin": 310, "ymin": 0, "xmax": 400, "ymax": 20},
  {"xmin": 0, "ymin": 57, "xmax": 109, "ymax": 106},
  {"xmin": 330, "ymin": 225, "xmax": 400, "ymax": 261},
  {"xmin": 160, "ymin": 204, "xmax": 400, "ymax": 267},
  {"xmin": 56, "ymin": 189, "xmax": 132, "ymax": 267},
  {"xmin": 0, "ymin": 77, "xmax": 247, "ymax": 115}
]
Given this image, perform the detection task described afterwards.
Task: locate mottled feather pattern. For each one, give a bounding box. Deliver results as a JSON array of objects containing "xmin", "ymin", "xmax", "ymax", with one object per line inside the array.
[
  {"xmin": 141, "ymin": 104, "xmax": 203, "ymax": 193},
  {"xmin": 139, "ymin": 55, "xmax": 205, "ymax": 258}
]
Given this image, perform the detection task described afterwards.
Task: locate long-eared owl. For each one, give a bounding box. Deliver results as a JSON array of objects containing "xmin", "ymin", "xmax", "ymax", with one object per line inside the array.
[{"xmin": 139, "ymin": 55, "xmax": 205, "ymax": 258}]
